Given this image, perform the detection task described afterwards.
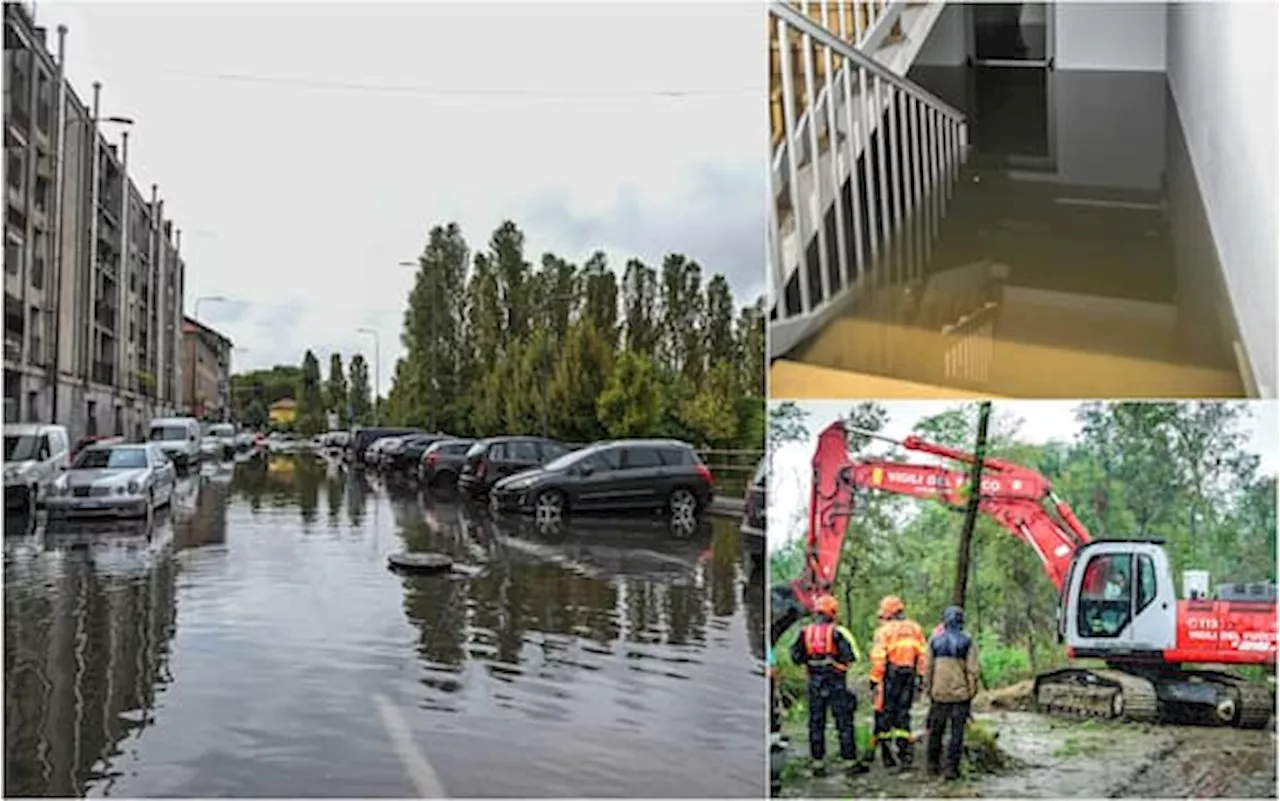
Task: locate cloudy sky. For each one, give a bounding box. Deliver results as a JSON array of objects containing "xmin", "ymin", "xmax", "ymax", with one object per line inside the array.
[
  {"xmin": 37, "ymin": 2, "xmax": 766, "ymax": 394},
  {"xmin": 768, "ymin": 400, "xmax": 1280, "ymax": 551}
]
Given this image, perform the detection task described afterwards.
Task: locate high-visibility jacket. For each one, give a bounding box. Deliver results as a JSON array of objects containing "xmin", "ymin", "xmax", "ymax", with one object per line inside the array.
[
  {"xmin": 868, "ymin": 617, "xmax": 927, "ymax": 684},
  {"xmin": 791, "ymin": 620, "xmax": 858, "ymax": 673}
]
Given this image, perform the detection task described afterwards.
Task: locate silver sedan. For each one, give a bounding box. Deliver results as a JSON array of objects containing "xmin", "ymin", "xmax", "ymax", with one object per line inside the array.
[{"xmin": 45, "ymin": 443, "xmax": 177, "ymax": 518}]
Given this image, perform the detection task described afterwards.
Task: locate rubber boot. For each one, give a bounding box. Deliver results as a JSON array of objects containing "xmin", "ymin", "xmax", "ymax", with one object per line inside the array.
[
  {"xmin": 943, "ymin": 760, "xmax": 960, "ymax": 782},
  {"xmin": 813, "ymin": 761, "xmax": 827, "ymax": 778},
  {"xmin": 879, "ymin": 740, "xmax": 898, "ymax": 768},
  {"xmin": 847, "ymin": 757, "xmax": 870, "ymax": 776},
  {"xmin": 899, "ymin": 739, "xmax": 914, "ymax": 769}
]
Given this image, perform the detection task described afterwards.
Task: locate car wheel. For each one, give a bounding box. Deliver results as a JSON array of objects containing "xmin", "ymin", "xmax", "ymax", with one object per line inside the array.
[
  {"xmin": 668, "ymin": 487, "xmax": 698, "ymax": 522},
  {"xmin": 534, "ymin": 490, "xmax": 565, "ymax": 522}
]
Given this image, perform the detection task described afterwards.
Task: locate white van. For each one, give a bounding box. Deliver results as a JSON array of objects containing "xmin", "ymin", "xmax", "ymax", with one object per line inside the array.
[
  {"xmin": 4, "ymin": 423, "xmax": 71, "ymax": 515},
  {"xmin": 148, "ymin": 417, "xmax": 202, "ymax": 472}
]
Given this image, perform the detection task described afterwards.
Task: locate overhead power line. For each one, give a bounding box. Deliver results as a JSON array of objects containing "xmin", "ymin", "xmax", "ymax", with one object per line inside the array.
[{"xmin": 139, "ymin": 67, "xmax": 764, "ymax": 99}]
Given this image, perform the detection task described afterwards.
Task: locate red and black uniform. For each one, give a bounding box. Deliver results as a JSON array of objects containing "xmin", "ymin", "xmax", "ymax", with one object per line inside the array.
[{"xmin": 790, "ymin": 616, "xmax": 859, "ymax": 765}]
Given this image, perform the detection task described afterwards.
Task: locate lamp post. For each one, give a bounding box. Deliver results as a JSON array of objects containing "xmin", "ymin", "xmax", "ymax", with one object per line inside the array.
[
  {"xmin": 356, "ymin": 327, "xmax": 380, "ymax": 425},
  {"xmin": 189, "ymin": 295, "xmax": 227, "ymax": 419}
]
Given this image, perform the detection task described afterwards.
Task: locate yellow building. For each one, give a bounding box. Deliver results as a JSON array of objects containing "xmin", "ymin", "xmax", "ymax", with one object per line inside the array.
[{"xmin": 268, "ymin": 398, "xmax": 298, "ymax": 427}]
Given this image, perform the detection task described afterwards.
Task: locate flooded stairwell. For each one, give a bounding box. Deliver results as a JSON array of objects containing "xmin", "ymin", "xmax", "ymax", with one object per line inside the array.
[{"xmin": 772, "ymin": 51, "xmax": 1256, "ymax": 398}]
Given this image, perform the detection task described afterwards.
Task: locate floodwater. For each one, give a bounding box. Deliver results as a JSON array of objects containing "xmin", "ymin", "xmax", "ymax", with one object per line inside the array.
[
  {"xmin": 781, "ymin": 67, "xmax": 1253, "ymax": 398},
  {"xmin": 3, "ymin": 452, "xmax": 765, "ymax": 798}
]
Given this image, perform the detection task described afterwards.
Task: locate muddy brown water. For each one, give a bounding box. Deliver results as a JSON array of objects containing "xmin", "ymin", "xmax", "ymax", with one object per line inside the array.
[
  {"xmin": 780, "ymin": 706, "xmax": 1276, "ymax": 798},
  {"xmin": 4, "ymin": 454, "xmax": 765, "ymax": 797}
]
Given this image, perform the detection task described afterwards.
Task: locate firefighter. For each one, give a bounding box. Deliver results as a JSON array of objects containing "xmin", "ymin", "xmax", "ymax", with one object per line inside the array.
[
  {"xmin": 790, "ymin": 594, "xmax": 868, "ymax": 777},
  {"xmin": 923, "ymin": 605, "xmax": 980, "ymax": 781},
  {"xmin": 867, "ymin": 594, "xmax": 927, "ymax": 769}
]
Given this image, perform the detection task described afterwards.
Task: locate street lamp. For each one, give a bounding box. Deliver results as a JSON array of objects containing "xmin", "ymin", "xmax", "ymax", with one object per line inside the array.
[
  {"xmin": 189, "ymin": 295, "xmax": 228, "ymax": 418},
  {"xmin": 356, "ymin": 327, "xmax": 380, "ymax": 426}
]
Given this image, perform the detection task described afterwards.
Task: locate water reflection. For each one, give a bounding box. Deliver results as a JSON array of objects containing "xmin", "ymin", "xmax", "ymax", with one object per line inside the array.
[{"xmin": 5, "ymin": 457, "xmax": 765, "ymax": 797}]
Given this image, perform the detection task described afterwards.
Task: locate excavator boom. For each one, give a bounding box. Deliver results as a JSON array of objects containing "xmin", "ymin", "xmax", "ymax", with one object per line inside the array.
[{"xmin": 792, "ymin": 420, "xmax": 1090, "ymax": 612}]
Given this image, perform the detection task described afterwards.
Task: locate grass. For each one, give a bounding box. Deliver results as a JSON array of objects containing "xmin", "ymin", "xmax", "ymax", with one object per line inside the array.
[{"xmin": 1052, "ymin": 735, "xmax": 1107, "ymax": 759}]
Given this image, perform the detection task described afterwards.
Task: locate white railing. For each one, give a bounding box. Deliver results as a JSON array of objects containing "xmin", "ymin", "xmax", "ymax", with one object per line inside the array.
[{"xmin": 768, "ymin": 1, "xmax": 970, "ymax": 359}]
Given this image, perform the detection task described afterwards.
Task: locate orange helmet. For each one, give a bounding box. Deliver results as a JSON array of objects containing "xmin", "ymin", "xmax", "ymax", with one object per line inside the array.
[
  {"xmin": 814, "ymin": 594, "xmax": 839, "ymax": 617},
  {"xmin": 878, "ymin": 594, "xmax": 905, "ymax": 619}
]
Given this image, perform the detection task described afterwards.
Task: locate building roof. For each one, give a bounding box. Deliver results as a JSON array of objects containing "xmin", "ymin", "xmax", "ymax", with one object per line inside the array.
[
  {"xmin": 270, "ymin": 398, "xmax": 298, "ymax": 410},
  {"xmin": 182, "ymin": 316, "xmax": 233, "ymax": 348}
]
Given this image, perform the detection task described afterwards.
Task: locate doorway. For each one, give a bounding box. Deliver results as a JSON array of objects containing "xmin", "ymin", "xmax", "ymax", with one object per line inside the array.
[{"xmin": 970, "ymin": 3, "xmax": 1053, "ymax": 68}]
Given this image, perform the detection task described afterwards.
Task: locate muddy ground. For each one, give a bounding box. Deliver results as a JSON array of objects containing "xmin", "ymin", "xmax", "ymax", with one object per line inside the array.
[{"xmin": 777, "ymin": 692, "xmax": 1277, "ymax": 798}]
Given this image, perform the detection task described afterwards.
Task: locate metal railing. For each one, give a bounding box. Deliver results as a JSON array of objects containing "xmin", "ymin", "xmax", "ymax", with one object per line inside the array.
[
  {"xmin": 767, "ymin": 1, "xmax": 970, "ymax": 359},
  {"xmin": 699, "ymin": 448, "xmax": 764, "ymax": 498}
]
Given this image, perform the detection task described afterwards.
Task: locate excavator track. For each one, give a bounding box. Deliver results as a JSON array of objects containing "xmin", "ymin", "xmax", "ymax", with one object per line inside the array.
[
  {"xmin": 1196, "ymin": 672, "xmax": 1276, "ymax": 730},
  {"xmin": 1033, "ymin": 668, "xmax": 1159, "ymax": 723}
]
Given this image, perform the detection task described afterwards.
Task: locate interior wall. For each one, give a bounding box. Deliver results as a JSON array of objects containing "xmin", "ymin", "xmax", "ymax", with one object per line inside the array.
[
  {"xmin": 1055, "ymin": 2, "xmax": 1167, "ymax": 71},
  {"xmin": 1166, "ymin": 1, "xmax": 1279, "ymax": 396},
  {"xmin": 915, "ymin": 3, "xmax": 967, "ymax": 66}
]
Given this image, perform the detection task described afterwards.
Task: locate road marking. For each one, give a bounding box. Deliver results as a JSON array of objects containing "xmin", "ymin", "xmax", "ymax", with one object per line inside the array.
[{"xmin": 372, "ymin": 692, "xmax": 448, "ymax": 798}]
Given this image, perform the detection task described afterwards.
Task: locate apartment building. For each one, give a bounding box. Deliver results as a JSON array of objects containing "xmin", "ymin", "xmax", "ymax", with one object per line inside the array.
[
  {"xmin": 4, "ymin": 1, "xmax": 187, "ymax": 440},
  {"xmin": 180, "ymin": 316, "xmax": 232, "ymax": 422}
]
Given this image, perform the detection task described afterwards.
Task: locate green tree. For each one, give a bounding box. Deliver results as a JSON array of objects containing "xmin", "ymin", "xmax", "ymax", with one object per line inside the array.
[
  {"xmin": 325, "ymin": 353, "xmax": 347, "ymax": 426},
  {"xmin": 347, "ymin": 353, "xmax": 372, "ymax": 426},
  {"xmin": 597, "ymin": 350, "xmax": 663, "ymax": 438},
  {"xmin": 295, "ymin": 350, "xmax": 325, "ymax": 435}
]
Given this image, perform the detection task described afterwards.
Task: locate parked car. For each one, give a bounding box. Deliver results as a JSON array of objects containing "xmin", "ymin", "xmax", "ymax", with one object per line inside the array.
[
  {"xmin": 458, "ymin": 436, "xmax": 570, "ymax": 496},
  {"xmin": 233, "ymin": 431, "xmax": 258, "ymax": 452},
  {"xmin": 202, "ymin": 422, "xmax": 237, "ymax": 460},
  {"xmin": 489, "ymin": 439, "xmax": 715, "ymax": 520},
  {"xmin": 45, "ymin": 442, "xmax": 176, "ymax": 519},
  {"xmin": 148, "ymin": 417, "xmax": 202, "ymax": 472},
  {"xmin": 388, "ymin": 434, "xmax": 449, "ymax": 473},
  {"xmin": 268, "ymin": 433, "xmax": 302, "ymax": 453},
  {"xmin": 348, "ymin": 427, "xmax": 422, "ymax": 463},
  {"xmin": 365, "ymin": 436, "xmax": 403, "ymax": 467},
  {"xmin": 4, "ymin": 423, "xmax": 72, "ymax": 516},
  {"xmin": 70, "ymin": 434, "xmax": 125, "ymax": 462},
  {"xmin": 418, "ymin": 438, "xmax": 475, "ymax": 486}
]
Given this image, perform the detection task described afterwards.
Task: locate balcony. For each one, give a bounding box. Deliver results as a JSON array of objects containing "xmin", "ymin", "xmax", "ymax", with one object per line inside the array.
[{"xmin": 4, "ymin": 332, "xmax": 20, "ymax": 363}]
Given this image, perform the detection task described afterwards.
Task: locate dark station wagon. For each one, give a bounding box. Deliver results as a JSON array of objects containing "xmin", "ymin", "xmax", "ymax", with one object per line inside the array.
[{"xmin": 457, "ymin": 436, "xmax": 570, "ymax": 495}]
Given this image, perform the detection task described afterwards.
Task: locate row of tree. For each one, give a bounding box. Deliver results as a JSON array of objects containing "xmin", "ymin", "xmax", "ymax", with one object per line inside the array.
[
  {"xmin": 230, "ymin": 219, "xmax": 766, "ymax": 449},
  {"xmin": 381, "ymin": 220, "xmax": 765, "ymax": 448},
  {"xmin": 769, "ymin": 400, "xmax": 1276, "ymax": 690}
]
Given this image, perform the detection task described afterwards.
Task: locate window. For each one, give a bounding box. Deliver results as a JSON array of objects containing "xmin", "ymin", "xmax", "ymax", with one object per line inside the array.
[
  {"xmin": 4, "ymin": 434, "xmax": 39, "ymax": 461},
  {"xmin": 74, "ymin": 447, "xmax": 147, "ymax": 470},
  {"xmin": 623, "ymin": 447, "xmax": 663, "ymax": 469},
  {"xmin": 5, "ymin": 237, "xmax": 20, "ymax": 275},
  {"xmin": 150, "ymin": 425, "xmax": 188, "ymax": 442},
  {"xmin": 25, "ymin": 390, "xmax": 37, "ymax": 422},
  {"xmin": 1137, "ymin": 554, "xmax": 1158, "ymax": 615},
  {"xmin": 660, "ymin": 446, "xmax": 696, "ymax": 467},
  {"xmin": 508, "ymin": 440, "xmax": 541, "ymax": 462},
  {"xmin": 538, "ymin": 440, "xmax": 569, "ymax": 460},
  {"xmin": 588, "ymin": 446, "xmax": 623, "ymax": 472},
  {"xmin": 1078, "ymin": 553, "xmax": 1133, "ymax": 639},
  {"xmin": 6, "ymin": 151, "xmax": 22, "ymax": 190},
  {"xmin": 488, "ymin": 442, "xmax": 508, "ymax": 461}
]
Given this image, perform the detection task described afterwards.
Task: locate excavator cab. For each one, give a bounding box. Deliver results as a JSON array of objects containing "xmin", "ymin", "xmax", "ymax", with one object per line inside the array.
[{"xmin": 1060, "ymin": 539, "xmax": 1179, "ymax": 660}]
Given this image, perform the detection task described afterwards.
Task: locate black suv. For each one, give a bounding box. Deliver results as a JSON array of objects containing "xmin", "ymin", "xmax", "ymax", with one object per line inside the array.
[
  {"xmin": 489, "ymin": 439, "xmax": 714, "ymax": 520},
  {"xmin": 457, "ymin": 437, "xmax": 570, "ymax": 495}
]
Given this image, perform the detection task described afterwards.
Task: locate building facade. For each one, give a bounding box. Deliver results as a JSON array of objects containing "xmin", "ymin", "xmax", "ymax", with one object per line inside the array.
[
  {"xmin": 180, "ymin": 316, "xmax": 231, "ymax": 422},
  {"xmin": 4, "ymin": 1, "xmax": 187, "ymax": 441}
]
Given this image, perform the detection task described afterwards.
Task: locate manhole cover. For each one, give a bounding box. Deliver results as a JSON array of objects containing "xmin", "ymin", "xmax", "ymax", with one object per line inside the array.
[{"xmin": 387, "ymin": 552, "xmax": 453, "ymax": 573}]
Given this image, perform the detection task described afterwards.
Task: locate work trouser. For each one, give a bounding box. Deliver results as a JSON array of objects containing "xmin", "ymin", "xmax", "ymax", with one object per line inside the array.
[
  {"xmin": 873, "ymin": 664, "xmax": 917, "ymax": 765},
  {"xmin": 926, "ymin": 700, "xmax": 971, "ymax": 778},
  {"xmin": 807, "ymin": 669, "xmax": 857, "ymax": 763}
]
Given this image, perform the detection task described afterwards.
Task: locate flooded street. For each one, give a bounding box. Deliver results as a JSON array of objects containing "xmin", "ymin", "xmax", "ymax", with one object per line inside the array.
[{"xmin": 4, "ymin": 452, "xmax": 765, "ymax": 798}]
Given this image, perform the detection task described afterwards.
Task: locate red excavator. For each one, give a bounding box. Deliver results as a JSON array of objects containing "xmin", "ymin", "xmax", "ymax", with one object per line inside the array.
[{"xmin": 773, "ymin": 419, "xmax": 1276, "ymax": 728}]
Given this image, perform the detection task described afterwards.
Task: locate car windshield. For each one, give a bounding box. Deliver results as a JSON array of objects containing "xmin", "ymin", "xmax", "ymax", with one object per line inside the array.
[
  {"xmin": 75, "ymin": 447, "xmax": 148, "ymax": 470},
  {"xmin": 542, "ymin": 445, "xmax": 602, "ymax": 472},
  {"xmin": 209, "ymin": 425, "xmax": 235, "ymax": 437},
  {"xmin": 752, "ymin": 459, "xmax": 768, "ymax": 486},
  {"xmin": 4, "ymin": 434, "xmax": 40, "ymax": 461},
  {"xmin": 464, "ymin": 442, "xmax": 487, "ymax": 460},
  {"xmin": 150, "ymin": 426, "xmax": 188, "ymax": 442}
]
